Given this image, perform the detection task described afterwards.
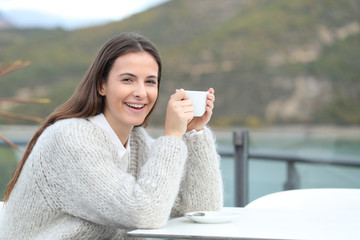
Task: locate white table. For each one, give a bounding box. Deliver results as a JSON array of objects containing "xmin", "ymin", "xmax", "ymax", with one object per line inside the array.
[{"xmin": 127, "ymin": 207, "xmax": 360, "ymax": 240}]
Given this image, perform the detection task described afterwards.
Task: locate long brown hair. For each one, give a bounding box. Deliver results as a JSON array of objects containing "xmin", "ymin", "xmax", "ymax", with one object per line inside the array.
[{"xmin": 4, "ymin": 32, "xmax": 162, "ymax": 202}]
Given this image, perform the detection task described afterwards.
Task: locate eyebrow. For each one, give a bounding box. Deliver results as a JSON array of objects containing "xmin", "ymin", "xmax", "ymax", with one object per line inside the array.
[{"xmin": 119, "ymin": 73, "xmax": 158, "ymax": 79}]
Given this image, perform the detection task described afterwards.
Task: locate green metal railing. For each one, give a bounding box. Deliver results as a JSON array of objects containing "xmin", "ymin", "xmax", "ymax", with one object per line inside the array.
[{"xmin": 217, "ymin": 130, "xmax": 360, "ymax": 207}]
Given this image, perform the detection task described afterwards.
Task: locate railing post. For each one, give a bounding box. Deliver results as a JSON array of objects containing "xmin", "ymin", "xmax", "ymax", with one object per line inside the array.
[
  {"xmin": 283, "ymin": 161, "xmax": 300, "ymax": 190},
  {"xmin": 233, "ymin": 130, "xmax": 249, "ymax": 207}
]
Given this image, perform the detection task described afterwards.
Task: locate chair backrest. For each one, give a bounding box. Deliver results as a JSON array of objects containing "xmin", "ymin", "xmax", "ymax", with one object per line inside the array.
[{"xmin": 245, "ymin": 188, "xmax": 360, "ymax": 210}]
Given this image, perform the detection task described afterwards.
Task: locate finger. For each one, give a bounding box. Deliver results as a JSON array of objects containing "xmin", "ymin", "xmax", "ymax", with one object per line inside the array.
[
  {"xmin": 183, "ymin": 105, "xmax": 195, "ymax": 114},
  {"xmin": 182, "ymin": 99, "xmax": 193, "ymax": 107},
  {"xmin": 207, "ymin": 93, "xmax": 215, "ymax": 103},
  {"xmin": 207, "ymin": 89, "xmax": 215, "ymax": 103},
  {"xmin": 204, "ymin": 103, "xmax": 213, "ymax": 116},
  {"xmin": 207, "ymin": 99, "xmax": 214, "ymax": 109},
  {"xmin": 173, "ymin": 99, "xmax": 193, "ymax": 108},
  {"xmin": 171, "ymin": 89, "xmax": 187, "ymax": 101}
]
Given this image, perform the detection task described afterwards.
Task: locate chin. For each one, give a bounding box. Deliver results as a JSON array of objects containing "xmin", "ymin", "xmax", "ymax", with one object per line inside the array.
[{"xmin": 128, "ymin": 118, "xmax": 146, "ymax": 127}]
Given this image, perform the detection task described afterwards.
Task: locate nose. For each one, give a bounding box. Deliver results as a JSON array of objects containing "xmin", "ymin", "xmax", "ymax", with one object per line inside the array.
[{"xmin": 133, "ymin": 82, "xmax": 147, "ymax": 99}]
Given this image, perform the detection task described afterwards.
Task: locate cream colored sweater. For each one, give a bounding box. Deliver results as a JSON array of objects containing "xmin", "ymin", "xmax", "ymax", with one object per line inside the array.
[{"xmin": 0, "ymin": 118, "xmax": 223, "ymax": 239}]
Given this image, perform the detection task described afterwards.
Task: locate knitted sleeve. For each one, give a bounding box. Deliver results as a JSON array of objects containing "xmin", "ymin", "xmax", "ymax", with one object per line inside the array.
[
  {"xmin": 32, "ymin": 119, "xmax": 187, "ymax": 229},
  {"xmin": 171, "ymin": 126, "xmax": 224, "ymax": 216}
]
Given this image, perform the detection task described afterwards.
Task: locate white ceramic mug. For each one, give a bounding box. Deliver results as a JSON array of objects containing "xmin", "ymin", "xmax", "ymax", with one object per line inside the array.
[{"xmin": 184, "ymin": 90, "xmax": 208, "ymax": 117}]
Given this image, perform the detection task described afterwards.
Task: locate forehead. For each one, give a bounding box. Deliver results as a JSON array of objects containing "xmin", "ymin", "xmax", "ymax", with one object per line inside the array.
[{"xmin": 111, "ymin": 52, "xmax": 158, "ymax": 72}]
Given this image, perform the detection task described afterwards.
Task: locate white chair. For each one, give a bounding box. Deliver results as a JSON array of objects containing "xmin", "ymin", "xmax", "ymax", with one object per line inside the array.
[{"xmin": 245, "ymin": 188, "xmax": 360, "ymax": 210}]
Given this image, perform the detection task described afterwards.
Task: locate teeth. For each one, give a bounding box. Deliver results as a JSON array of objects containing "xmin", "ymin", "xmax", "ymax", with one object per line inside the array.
[{"xmin": 126, "ymin": 103, "xmax": 144, "ymax": 109}]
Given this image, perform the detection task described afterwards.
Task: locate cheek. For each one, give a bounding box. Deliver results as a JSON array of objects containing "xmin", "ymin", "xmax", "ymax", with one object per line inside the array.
[
  {"xmin": 151, "ymin": 89, "xmax": 159, "ymax": 103},
  {"xmin": 105, "ymin": 89, "xmax": 124, "ymax": 107}
]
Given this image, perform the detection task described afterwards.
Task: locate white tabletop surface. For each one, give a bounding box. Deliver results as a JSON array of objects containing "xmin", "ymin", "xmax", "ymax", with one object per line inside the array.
[{"xmin": 127, "ymin": 207, "xmax": 360, "ymax": 240}]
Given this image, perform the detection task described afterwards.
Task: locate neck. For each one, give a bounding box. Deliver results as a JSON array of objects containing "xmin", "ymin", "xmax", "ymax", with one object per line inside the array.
[
  {"xmin": 102, "ymin": 112, "xmax": 133, "ymax": 147},
  {"xmin": 116, "ymin": 127, "xmax": 133, "ymax": 147}
]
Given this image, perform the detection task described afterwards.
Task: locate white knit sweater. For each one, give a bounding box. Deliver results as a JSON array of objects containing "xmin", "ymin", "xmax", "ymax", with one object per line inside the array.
[{"xmin": 0, "ymin": 118, "xmax": 223, "ymax": 239}]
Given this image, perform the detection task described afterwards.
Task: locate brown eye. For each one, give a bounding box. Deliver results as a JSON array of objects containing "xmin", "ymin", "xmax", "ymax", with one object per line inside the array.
[{"xmin": 146, "ymin": 80, "xmax": 157, "ymax": 85}]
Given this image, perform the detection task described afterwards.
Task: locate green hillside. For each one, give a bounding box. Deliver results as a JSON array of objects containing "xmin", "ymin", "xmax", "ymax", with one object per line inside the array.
[{"xmin": 1, "ymin": 0, "xmax": 359, "ymax": 126}]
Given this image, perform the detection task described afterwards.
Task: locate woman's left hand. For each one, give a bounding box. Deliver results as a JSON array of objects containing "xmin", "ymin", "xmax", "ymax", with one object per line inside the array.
[{"xmin": 186, "ymin": 88, "xmax": 215, "ymax": 132}]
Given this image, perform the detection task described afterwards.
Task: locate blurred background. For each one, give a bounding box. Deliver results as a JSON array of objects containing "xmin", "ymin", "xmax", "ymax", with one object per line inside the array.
[{"xmin": 1, "ymin": 0, "xmax": 359, "ymax": 205}]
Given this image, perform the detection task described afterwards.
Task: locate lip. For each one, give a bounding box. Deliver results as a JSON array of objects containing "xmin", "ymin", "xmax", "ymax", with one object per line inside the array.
[{"xmin": 125, "ymin": 102, "xmax": 147, "ymax": 113}]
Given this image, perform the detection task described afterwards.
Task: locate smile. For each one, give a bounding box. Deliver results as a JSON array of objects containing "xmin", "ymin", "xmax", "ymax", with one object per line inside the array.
[{"xmin": 126, "ymin": 103, "xmax": 145, "ymax": 109}]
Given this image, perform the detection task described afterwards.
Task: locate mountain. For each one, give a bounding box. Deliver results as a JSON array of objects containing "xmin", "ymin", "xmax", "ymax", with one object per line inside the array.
[
  {"xmin": 0, "ymin": 0, "xmax": 359, "ymax": 127},
  {"xmin": 1, "ymin": 9, "xmax": 112, "ymax": 30}
]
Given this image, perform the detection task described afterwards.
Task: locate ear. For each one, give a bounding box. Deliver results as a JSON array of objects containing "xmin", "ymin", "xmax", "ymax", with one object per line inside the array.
[
  {"xmin": 99, "ymin": 88, "xmax": 105, "ymax": 96},
  {"xmin": 98, "ymin": 82, "xmax": 106, "ymax": 96}
]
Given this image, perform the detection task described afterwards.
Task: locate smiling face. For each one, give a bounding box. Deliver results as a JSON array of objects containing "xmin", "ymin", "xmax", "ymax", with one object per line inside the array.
[{"xmin": 99, "ymin": 51, "xmax": 159, "ymax": 133}]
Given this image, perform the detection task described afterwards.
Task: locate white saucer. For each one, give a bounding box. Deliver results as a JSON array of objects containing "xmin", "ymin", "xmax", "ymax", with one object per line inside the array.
[{"xmin": 184, "ymin": 211, "xmax": 240, "ymax": 224}]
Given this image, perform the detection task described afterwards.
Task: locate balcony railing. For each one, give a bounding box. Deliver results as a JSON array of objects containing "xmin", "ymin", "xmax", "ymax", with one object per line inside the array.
[
  {"xmin": 217, "ymin": 130, "xmax": 360, "ymax": 207},
  {"xmin": 2, "ymin": 131, "xmax": 360, "ymax": 208}
]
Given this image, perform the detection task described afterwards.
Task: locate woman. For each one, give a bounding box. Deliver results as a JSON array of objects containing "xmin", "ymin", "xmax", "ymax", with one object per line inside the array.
[{"xmin": 0, "ymin": 32, "xmax": 223, "ymax": 239}]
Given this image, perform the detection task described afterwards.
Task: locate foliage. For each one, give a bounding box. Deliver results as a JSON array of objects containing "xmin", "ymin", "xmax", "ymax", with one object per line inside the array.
[
  {"xmin": 0, "ymin": 61, "xmax": 50, "ymax": 151},
  {"xmin": 0, "ymin": 0, "xmax": 359, "ymax": 126},
  {"xmin": 0, "ymin": 60, "xmax": 51, "ymax": 200},
  {"xmin": 0, "ymin": 147, "xmax": 18, "ymax": 199}
]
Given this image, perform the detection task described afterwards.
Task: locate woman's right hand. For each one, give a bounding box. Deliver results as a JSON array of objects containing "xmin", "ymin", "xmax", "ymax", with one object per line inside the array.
[{"xmin": 164, "ymin": 89, "xmax": 194, "ymax": 138}]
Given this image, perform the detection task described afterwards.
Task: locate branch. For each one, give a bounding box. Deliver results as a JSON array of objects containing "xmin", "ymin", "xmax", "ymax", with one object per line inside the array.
[
  {"xmin": 0, "ymin": 98, "xmax": 51, "ymax": 104},
  {"xmin": 0, "ymin": 112, "xmax": 43, "ymax": 123},
  {"xmin": 0, "ymin": 133, "xmax": 23, "ymax": 153},
  {"xmin": 0, "ymin": 60, "xmax": 31, "ymax": 78}
]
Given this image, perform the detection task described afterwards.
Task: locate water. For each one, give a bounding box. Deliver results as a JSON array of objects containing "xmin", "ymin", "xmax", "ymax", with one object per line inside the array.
[
  {"xmin": 2, "ymin": 125, "xmax": 360, "ymax": 207},
  {"xmin": 213, "ymin": 127, "xmax": 360, "ymax": 207}
]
